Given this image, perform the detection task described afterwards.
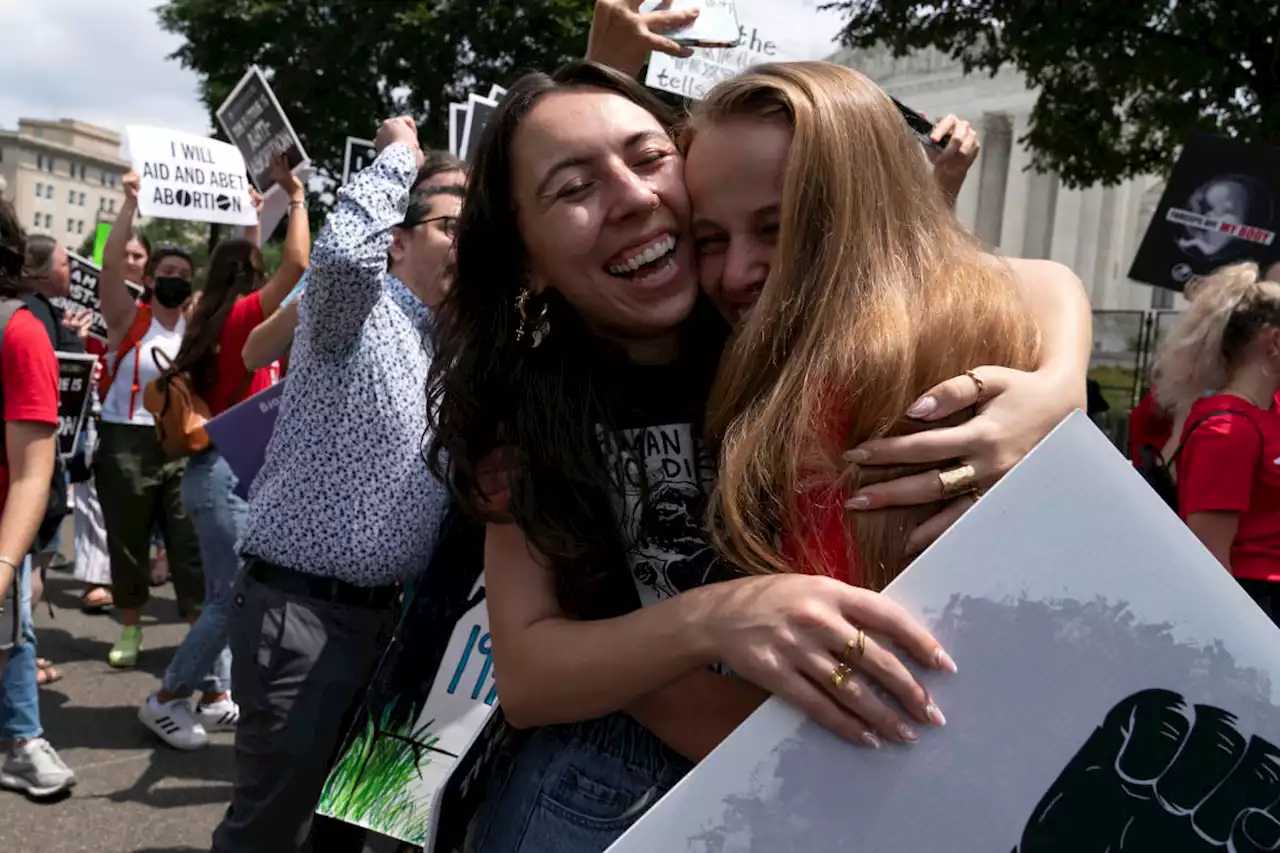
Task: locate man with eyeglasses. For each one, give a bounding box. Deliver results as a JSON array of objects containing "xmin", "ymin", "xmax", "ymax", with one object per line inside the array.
[{"xmin": 213, "ymin": 117, "xmax": 463, "ymax": 853}]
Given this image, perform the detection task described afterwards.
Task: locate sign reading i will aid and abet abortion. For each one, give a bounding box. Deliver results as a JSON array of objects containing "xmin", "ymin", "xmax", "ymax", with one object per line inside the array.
[{"xmin": 644, "ymin": 0, "xmax": 847, "ymax": 100}]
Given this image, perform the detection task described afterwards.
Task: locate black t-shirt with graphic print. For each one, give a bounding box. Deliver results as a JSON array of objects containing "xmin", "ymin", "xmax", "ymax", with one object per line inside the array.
[{"xmin": 592, "ymin": 344, "xmax": 740, "ymax": 614}]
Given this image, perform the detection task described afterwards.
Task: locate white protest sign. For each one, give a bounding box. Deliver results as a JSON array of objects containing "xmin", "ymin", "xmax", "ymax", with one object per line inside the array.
[
  {"xmin": 125, "ymin": 126, "xmax": 257, "ymax": 226},
  {"xmin": 606, "ymin": 412, "xmax": 1280, "ymax": 852},
  {"xmin": 645, "ymin": 0, "xmax": 846, "ymax": 100}
]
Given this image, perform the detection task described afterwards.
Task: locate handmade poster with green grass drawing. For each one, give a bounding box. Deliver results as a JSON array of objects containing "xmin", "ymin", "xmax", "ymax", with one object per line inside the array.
[{"xmin": 317, "ymin": 511, "xmax": 507, "ymax": 851}]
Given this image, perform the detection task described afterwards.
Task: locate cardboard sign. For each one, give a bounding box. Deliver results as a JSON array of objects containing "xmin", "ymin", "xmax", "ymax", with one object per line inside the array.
[
  {"xmin": 1129, "ymin": 133, "xmax": 1280, "ymax": 291},
  {"xmin": 55, "ymin": 353, "xmax": 97, "ymax": 459},
  {"xmin": 216, "ymin": 65, "xmax": 309, "ymax": 194},
  {"xmin": 461, "ymin": 93, "xmax": 500, "ymax": 164},
  {"xmin": 125, "ymin": 126, "xmax": 257, "ymax": 226},
  {"xmin": 645, "ymin": 0, "xmax": 845, "ymax": 100},
  {"xmin": 448, "ymin": 86, "xmax": 506, "ymax": 163},
  {"xmin": 317, "ymin": 512, "xmax": 506, "ymax": 851},
  {"xmin": 203, "ymin": 381, "xmax": 284, "ymax": 500},
  {"xmin": 605, "ymin": 412, "xmax": 1280, "ymax": 852},
  {"xmin": 342, "ymin": 137, "xmax": 378, "ymax": 185},
  {"xmin": 49, "ymin": 251, "xmax": 145, "ymax": 344}
]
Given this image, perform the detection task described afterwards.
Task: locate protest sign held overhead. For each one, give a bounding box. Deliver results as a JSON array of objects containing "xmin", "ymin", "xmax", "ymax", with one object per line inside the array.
[
  {"xmin": 216, "ymin": 65, "xmax": 309, "ymax": 194},
  {"xmin": 1129, "ymin": 133, "xmax": 1280, "ymax": 291},
  {"xmin": 342, "ymin": 137, "xmax": 377, "ymax": 185},
  {"xmin": 448, "ymin": 86, "xmax": 506, "ymax": 162},
  {"xmin": 55, "ymin": 353, "xmax": 97, "ymax": 459},
  {"xmin": 645, "ymin": 0, "xmax": 845, "ymax": 100},
  {"xmin": 125, "ymin": 126, "xmax": 258, "ymax": 226},
  {"xmin": 52, "ymin": 251, "xmax": 144, "ymax": 343},
  {"xmin": 605, "ymin": 412, "xmax": 1280, "ymax": 852}
]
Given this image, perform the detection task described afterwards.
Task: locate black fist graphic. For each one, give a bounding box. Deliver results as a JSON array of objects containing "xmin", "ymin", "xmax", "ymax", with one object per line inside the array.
[{"xmin": 1015, "ymin": 689, "xmax": 1280, "ymax": 852}]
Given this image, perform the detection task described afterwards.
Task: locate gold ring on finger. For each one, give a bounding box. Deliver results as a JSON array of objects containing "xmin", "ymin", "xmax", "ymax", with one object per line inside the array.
[
  {"xmin": 830, "ymin": 662, "xmax": 853, "ymax": 689},
  {"xmin": 964, "ymin": 369, "xmax": 986, "ymax": 401},
  {"xmin": 841, "ymin": 629, "xmax": 867, "ymax": 666},
  {"xmin": 937, "ymin": 463, "xmax": 979, "ymax": 501}
]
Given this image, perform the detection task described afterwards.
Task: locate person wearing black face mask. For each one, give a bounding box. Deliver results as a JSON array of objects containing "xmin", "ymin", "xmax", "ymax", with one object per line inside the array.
[
  {"xmin": 152, "ymin": 275, "xmax": 194, "ymax": 310},
  {"xmin": 93, "ymin": 171, "xmax": 206, "ymax": 671}
]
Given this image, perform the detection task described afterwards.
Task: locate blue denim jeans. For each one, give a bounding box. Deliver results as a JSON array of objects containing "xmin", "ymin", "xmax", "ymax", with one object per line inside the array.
[
  {"xmin": 163, "ymin": 451, "xmax": 241, "ymax": 697},
  {"xmin": 0, "ymin": 556, "xmax": 41, "ymax": 741},
  {"xmin": 468, "ymin": 713, "xmax": 692, "ymax": 853}
]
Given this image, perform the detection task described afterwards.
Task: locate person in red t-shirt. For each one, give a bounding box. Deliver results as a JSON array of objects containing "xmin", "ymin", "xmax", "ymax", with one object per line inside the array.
[
  {"xmin": 136, "ymin": 153, "xmax": 309, "ymax": 751},
  {"xmin": 0, "ymin": 201, "xmax": 76, "ymax": 797},
  {"xmin": 1156, "ymin": 262, "xmax": 1280, "ymax": 622}
]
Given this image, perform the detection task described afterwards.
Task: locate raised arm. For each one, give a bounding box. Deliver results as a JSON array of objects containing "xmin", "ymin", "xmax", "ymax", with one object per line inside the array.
[
  {"xmin": 99, "ymin": 172, "xmax": 143, "ymax": 348},
  {"xmin": 257, "ymin": 152, "xmax": 310, "ymax": 317},
  {"xmin": 242, "ymin": 297, "xmax": 300, "ymax": 372},
  {"xmin": 302, "ymin": 117, "xmax": 423, "ymax": 356},
  {"xmin": 585, "ymin": 0, "xmax": 697, "ymax": 77}
]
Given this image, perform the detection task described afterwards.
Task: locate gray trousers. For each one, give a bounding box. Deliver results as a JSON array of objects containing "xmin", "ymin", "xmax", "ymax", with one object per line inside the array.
[{"xmin": 212, "ymin": 572, "xmax": 396, "ymax": 853}]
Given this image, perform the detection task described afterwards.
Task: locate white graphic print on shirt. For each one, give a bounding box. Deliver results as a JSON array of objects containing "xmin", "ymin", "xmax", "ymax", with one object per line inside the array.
[{"xmin": 600, "ymin": 420, "xmax": 719, "ymax": 608}]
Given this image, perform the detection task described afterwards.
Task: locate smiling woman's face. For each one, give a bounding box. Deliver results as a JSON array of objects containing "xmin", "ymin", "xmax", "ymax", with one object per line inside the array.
[
  {"xmin": 685, "ymin": 116, "xmax": 792, "ymax": 327},
  {"xmin": 511, "ymin": 89, "xmax": 698, "ymax": 355}
]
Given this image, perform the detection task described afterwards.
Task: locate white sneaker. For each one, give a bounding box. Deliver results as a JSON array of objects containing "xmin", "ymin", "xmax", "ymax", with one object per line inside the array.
[
  {"xmin": 0, "ymin": 738, "xmax": 76, "ymax": 798},
  {"xmin": 138, "ymin": 695, "xmax": 208, "ymax": 750},
  {"xmin": 195, "ymin": 697, "xmax": 240, "ymax": 733}
]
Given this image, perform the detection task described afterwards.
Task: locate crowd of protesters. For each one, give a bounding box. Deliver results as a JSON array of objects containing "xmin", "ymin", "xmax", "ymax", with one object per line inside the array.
[{"xmin": 1, "ymin": 1, "xmax": 1278, "ymax": 851}]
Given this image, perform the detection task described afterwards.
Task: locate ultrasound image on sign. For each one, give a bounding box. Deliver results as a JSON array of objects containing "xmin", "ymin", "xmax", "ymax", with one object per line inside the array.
[
  {"xmin": 1129, "ymin": 133, "xmax": 1280, "ymax": 291},
  {"xmin": 216, "ymin": 66, "xmax": 308, "ymax": 193}
]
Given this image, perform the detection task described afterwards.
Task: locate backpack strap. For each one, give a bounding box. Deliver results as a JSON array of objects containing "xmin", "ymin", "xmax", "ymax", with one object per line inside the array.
[
  {"xmin": 101, "ymin": 306, "xmax": 152, "ymax": 418},
  {"xmin": 1169, "ymin": 408, "xmax": 1265, "ymax": 468}
]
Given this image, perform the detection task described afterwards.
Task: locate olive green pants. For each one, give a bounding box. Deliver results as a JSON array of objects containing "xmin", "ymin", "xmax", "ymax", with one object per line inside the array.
[{"xmin": 94, "ymin": 421, "xmax": 204, "ymax": 617}]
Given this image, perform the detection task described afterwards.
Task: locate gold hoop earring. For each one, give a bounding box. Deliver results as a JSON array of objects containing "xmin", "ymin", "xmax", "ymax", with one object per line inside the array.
[{"xmin": 515, "ymin": 288, "xmax": 550, "ymax": 348}]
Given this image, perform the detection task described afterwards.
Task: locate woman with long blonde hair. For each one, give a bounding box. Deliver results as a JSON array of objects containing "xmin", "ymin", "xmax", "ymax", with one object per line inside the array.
[
  {"xmin": 1152, "ymin": 262, "xmax": 1280, "ymax": 619},
  {"xmin": 695, "ymin": 62, "xmax": 1045, "ymax": 591}
]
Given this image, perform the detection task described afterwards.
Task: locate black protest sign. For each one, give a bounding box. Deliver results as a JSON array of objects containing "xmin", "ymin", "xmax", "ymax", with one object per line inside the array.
[
  {"xmin": 56, "ymin": 353, "xmax": 97, "ymax": 459},
  {"xmin": 52, "ymin": 251, "xmax": 145, "ymax": 343},
  {"xmin": 216, "ymin": 66, "xmax": 308, "ymax": 194},
  {"xmin": 342, "ymin": 137, "xmax": 377, "ymax": 185},
  {"xmin": 1129, "ymin": 133, "xmax": 1280, "ymax": 291}
]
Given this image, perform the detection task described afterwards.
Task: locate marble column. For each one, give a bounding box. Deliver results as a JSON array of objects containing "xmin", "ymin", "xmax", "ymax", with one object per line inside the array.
[
  {"xmin": 1090, "ymin": 186, "xmax": 1122, "ymax": 306},
  {"xmin": 1020, "ymin": 169, "xmax": 1059, "ymax": 260},
  {"xmin": 973, "ymin": 113, "xmax": 1012, "ymax": 248},
  {"xmin": 999, "ymin": 114, "xmax": 1035, "ymax": 254}
]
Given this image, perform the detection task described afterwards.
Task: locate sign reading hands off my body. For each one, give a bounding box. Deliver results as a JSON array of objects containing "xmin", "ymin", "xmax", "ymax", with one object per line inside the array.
[{"xmin": 644, "ymin": 0, "xmax": 846, "ymax": 99}]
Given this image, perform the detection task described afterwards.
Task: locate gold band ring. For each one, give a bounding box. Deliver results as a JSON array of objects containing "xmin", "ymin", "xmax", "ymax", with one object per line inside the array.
[
  {"xmin": 841, "ymin": 629, "xmax": 867, "ymax": 666},
  {"xmin": 938, "ymin": 463, "xmax": 979, "ymax": 500},
  {"xmin": 831, "ymin": 662, "xmax": 854, "ymax": 688},
  {"xmin": 964, "ymin": 369, "xmax": 986, "ymax": 401}
]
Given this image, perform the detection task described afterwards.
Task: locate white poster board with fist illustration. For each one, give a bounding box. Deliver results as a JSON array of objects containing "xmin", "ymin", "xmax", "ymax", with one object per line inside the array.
[{"xmin": 606, "ymin": 411, "xmax": 1280, "ymax": 852}]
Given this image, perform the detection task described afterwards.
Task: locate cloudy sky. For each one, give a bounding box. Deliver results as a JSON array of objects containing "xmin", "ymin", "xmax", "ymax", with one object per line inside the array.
[{"xmin": 0, "ymin": 0, "xmax": 211, "ymax": 140}]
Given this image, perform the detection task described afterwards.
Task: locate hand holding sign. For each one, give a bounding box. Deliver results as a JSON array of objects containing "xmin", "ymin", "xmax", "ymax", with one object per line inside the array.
[
  {"xmin": 374, "ymin": 117, "xmax": 424, "ymax": 168},
  {"xmin": 587, "ymin": 0, "xmax": 699, "ymax": 75},
  {"xmin": 61, "ymin": 308, "xmax": 93, "ymax": 346},
  {"xmin": 270, "ymin": 151, "xmax": 304, "ymax": 202},
  {"xmin": 123, "ymin": 170, "xmax": 141, "ymax": 202}
]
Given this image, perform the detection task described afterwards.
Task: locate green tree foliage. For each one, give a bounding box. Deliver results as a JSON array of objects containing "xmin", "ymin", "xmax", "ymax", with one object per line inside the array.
[
  {"xmin": 831, "ymin": 0, "xmax": 1280, "ymax": 188},
  {"xmin": 157, "ymin": 0, "xmax": 596, "ymax": 190}
]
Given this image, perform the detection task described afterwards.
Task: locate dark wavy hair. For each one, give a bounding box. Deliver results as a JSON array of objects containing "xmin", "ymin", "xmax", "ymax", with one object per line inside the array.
[
  {"xmin": 172, "ymin": 238, "xmax": 265, "ymax": 394},
  {"xmin": 0, "ymin": 200, "xmax": 25, "ymax": 299},
  {"xmin": 427, "ymin": 61, "xmax": 726, "ymax": 617},
  {"xmin": 19, "ymin": 234, "xmax": 57, "ymax": 293}
]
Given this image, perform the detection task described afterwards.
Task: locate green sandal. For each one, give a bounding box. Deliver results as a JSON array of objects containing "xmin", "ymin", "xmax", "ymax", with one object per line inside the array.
[{"xmin": 108, "ymin": 626, "xmax": 143, "ymax": 668}]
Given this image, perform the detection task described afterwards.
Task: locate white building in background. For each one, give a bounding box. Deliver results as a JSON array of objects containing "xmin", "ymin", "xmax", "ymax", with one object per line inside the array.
[
  {"xmin": 837, "ymin": 45, "xmax": 1183, "ymax": 312},
  {"xmin": 0, "ymin": 118, "xmax": 130, "ymax": 250}
]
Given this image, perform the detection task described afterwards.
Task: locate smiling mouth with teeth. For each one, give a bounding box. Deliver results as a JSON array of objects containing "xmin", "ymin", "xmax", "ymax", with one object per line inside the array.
[{"xmin": 606, "ymin": 235, "xmax": 678, "ymax": 279}]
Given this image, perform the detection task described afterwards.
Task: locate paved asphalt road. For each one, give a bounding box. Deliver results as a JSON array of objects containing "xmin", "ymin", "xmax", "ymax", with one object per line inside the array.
[{"xmin": 0, "ymin": 558, "xmax": 398, "ymax": 853}]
